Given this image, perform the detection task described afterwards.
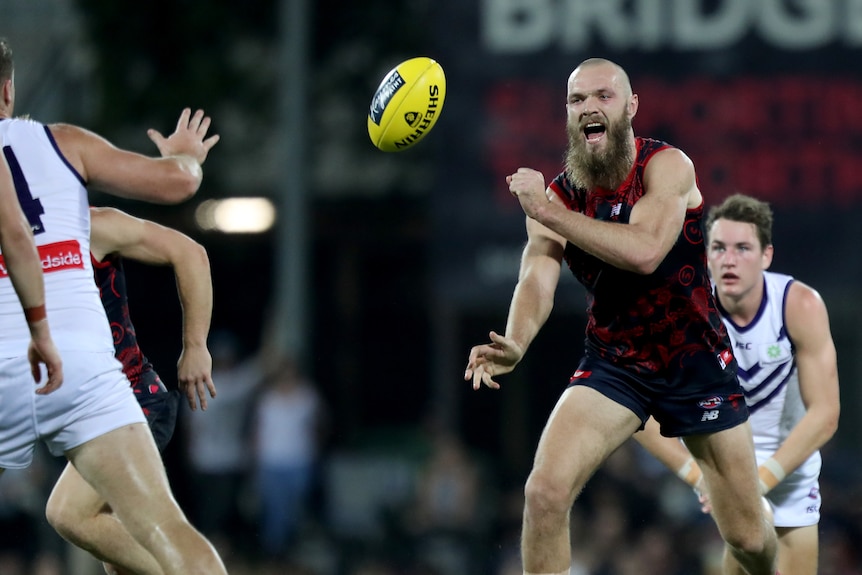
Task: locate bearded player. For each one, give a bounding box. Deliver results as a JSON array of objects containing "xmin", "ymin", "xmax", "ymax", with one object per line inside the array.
[{"xmin": 464, "ymin": 58, "xmax": 780, "ymax": 575}]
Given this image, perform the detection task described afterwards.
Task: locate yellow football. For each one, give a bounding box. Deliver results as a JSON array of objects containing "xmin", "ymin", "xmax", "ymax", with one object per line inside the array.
[{"xmin": 367, "ymin": 57, "xmax": 446, "ymax": 152}]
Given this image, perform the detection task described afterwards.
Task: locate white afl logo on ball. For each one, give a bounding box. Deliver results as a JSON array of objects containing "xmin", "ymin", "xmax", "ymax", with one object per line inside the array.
[
  {"xmin": 369, "ymin": 72, "xmax": 406, "ymax": 126},
  {"xmin": 367, "ymin": 56, "xmax": 447, "ymax": 152}
]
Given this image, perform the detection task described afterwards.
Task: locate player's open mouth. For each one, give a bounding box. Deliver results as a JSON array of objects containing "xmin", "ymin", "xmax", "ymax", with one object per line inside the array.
[{"xmin": 583, "ymin": 122, "xmax": 606, "ymax": 143}]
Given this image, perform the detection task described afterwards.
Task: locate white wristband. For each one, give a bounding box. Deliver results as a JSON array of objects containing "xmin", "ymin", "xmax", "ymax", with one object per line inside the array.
[
  {"xmin": 759, "ymin": 457, "xmax": 786, "ymax": 494},
  {"xmin": 677, "ymin": 457, "xmax": 696, "ymax": 484},
  {"xmin": 763, "ymin": 457, "xmax": 786, "ymax": 482}
]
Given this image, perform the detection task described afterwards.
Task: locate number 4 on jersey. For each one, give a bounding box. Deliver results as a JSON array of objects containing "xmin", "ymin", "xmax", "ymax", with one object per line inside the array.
[{"xmin": 3, "ymin": 146, "xmax": 46, "ymax": 235}]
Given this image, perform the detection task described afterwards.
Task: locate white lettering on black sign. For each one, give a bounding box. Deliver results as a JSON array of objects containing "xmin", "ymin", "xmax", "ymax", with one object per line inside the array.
[{"xmin": 481, "ymin": 0, "xmax": 862, "ymax": 52}]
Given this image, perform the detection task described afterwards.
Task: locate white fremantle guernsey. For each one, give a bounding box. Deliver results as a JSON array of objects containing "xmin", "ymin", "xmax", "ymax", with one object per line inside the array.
[
  {"xmin": 718, "ymin": 271, "xmax": 819, "ymax": 465},
  {"xmin": 0, "ymin": 117, "xmax": 113, "ymax": 356}
]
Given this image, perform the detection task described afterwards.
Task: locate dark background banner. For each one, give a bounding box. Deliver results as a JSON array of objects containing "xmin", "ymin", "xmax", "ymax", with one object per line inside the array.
[{"xmin": 432, "ymin": 0, "xmax": 862, "ymax": 309}]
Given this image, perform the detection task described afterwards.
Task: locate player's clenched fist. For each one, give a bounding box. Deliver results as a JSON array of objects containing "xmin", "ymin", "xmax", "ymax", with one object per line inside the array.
[{"xmin": 507, "ymin": 167, "xmax": 549, "ymax": 219}]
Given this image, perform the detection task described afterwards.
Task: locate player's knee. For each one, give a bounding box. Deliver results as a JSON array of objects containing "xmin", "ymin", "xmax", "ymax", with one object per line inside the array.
[
  {"xmin": 723, "ymin": 525, "xmax": 770, "ymax": 556},
  {"xmin": 45, "ymin": 496, "xmax": 78, "ymax": 540},
  {"xmin": 46, "ymin": 488, "xmax": 93, "ymax": 544},
  {"xmin": 524, "ymin": 473, "xmax": 574, "ymax": 517}
]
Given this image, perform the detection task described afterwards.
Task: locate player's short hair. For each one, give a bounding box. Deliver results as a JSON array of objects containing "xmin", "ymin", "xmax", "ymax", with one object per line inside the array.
[
  {"xmin": 706, "ymin": 193, "xmax": 773, "ymax": 249},
  {"xmin": 0, "ymin": 39, "xmax": 12, "ymax": 83}
]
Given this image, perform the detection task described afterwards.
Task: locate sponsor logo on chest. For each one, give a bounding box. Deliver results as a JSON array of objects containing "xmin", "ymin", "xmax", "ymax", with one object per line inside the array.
[{"xmin": 0, "ymin": 239, "xmax": 84, "ymax": 277}]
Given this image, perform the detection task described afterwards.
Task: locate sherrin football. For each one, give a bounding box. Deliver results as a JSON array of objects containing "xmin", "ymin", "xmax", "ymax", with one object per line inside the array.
[{"xmin": 367, "ymin": 57, "xmax": 446, "ymax": 152}]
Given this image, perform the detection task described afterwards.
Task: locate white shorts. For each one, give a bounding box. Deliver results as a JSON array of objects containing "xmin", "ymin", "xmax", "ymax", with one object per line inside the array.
[
  {"xmin": 0, "ymin": 350, "xmax": 146, "ymax": 468},
  {"xmin": 760, "ymin": 450, "xmax": 822, "ymax": 528}
]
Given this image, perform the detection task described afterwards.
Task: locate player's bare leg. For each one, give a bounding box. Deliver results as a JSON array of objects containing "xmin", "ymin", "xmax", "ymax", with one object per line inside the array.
[
  {"xmin": 685, "ymin": 422, "xmax": 778, "ymax": 575},
  {"xmin": 46, "ymin": 462, "xmax": 163, "ymax": 575},
  {"xmin": 724, "ymin": 523, "xmax": 815, "ymax": 575},
  {"xmin": 773, "ymin": 525, "xmax": 817, "ymax": 575},
  {"xmin": 521, "ymin": 386, "xmax": 641, "ymax": 574},
  {"xmin": 63, "ymin": 423, "xmax": 226, "ymax": 575}
]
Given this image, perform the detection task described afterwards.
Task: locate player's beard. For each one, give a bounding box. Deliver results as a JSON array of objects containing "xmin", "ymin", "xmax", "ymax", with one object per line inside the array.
[{"xmin": 565, "ymin": 112, "xmax": 635, "ymax": 191}]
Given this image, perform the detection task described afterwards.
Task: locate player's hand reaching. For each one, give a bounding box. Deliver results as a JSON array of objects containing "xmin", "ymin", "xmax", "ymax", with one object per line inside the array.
[
  {"xmin": 147, "ymin": 108, "xmax": 220, "ymax": 166},
  {"xmin": 177, "ymin": 344, "xmax": 216, "ymax": 411},
  {"xmin": 464, "ymin": 330, "xmax": 524, "ymax": 390}
]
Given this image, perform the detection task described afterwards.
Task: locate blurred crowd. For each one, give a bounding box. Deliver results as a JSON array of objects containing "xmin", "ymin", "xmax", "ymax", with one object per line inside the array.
[{"xmin": 1, "ymin": 332, "xmax": 861, "ymax": 575}]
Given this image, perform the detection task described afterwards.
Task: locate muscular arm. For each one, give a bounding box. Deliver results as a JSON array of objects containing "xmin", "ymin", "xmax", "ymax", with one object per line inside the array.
[
  {"xmin": 767, "ymin": 281, "xmax": 840, "ymax": 479},
  {"xmin": 505, "ymin": 217, "xmax": 566, "ymax": 352},
  {"xmin": 464, "ymin": 216, "xmax": 565, "ymax": 389},
  {"xmin": 515, "ymin": 148, "xmax": 701, "ymax": 274},
  {"xmin": 49, "ymin": 108, "xmax": 219, "ymax": 204},
  {"xmin": 90, "ymin": 207, "xmax": 215, "ymax": 409}
]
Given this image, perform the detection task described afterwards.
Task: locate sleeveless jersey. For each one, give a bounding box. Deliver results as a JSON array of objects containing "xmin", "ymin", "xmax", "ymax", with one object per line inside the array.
[
  {"xmin": 717, "ymin": 272, "xmax": 809, "ymax": 454},
  {"xmin": 549, "ymin": 137, "xmax": 731, "ymax": 379},
  {"xmin": 92, "ymin": 254, "xmax": 167, "ymax": 395},
  {"xmin": 0, "ymin": 118, "xmax": 112, "ymax": 356}
]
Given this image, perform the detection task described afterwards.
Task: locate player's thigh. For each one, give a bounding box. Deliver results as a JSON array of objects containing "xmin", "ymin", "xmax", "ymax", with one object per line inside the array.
[
  {"xmin": 531, "ymin": 385, "xmax": 642, "ymax": 491},
  {"xmin": 685, "ymin": 422, "xmax": 763, "ymax": 531},
  {"xmin": 776, "ymin": 525, "xmax": 818, "ymax": 575},
  {"xmin": 65, "ymin": 423, "xmax": 181, "ymax": 535},
  {"xmin": 47, "ymin": 461, "xmax": 108, "ymax": 522},
  {"xmin": 684, "ymin": 421, "xmax": 759, "ymax": 490}
]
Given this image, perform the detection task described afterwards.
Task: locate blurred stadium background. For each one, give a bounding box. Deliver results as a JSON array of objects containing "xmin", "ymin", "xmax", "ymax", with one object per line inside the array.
[{"xmin": 2, "ymin": 1, "xmax": 862, "ymax": 574}]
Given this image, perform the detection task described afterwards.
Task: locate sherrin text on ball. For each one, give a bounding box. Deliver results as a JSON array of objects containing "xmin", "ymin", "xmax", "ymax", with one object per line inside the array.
[{"xmin": 367, "ymin": 56, "xmax": 446, "ymax": 152}]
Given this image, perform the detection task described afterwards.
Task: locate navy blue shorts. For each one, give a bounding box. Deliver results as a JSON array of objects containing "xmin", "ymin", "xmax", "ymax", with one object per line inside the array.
[
  {"xmin": 567, "ymin": 353, "xmax": 749, "ymax": 437},
  {"xmin": 138, "ymin": 390, "xmax": 180, "ymax": 453}
]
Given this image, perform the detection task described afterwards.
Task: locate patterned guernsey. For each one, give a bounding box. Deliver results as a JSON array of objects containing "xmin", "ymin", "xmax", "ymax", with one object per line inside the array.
[
  {"xmin": 549, "ymin": 137, "xmax": 731, "ymax": 381},
  {"xmin": 92, "ymin": 254, "xmax": 168, "ymax": 396}
]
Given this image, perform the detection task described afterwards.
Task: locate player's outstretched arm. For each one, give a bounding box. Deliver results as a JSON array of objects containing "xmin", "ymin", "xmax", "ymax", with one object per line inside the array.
[
  {"xmin": 49, "ymin": 108, "xmax": 219, "ymax": 205},
  {"xmin": 465, "ymin": 204, "xmax": 565, "ymax": 391},
  {"xmin": 0, "ymin": 157, "xmax": 63, "ymax": 392},
  {"xmin": 90, "ymin": 207, "xmax": 215, "ymax": 410}
]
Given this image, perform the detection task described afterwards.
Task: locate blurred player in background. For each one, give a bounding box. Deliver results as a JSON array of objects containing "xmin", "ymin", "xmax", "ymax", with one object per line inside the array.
[
  {"xmin": 0, "ymin": 37, "xmax": 226, "ymax": 574},
  {"xmin": 464, "ymin": 58, "xmax": 779, "ymax": 575},
  {"xmin": 636, "ymin": 193, "xmax": 839, "ymax": 575},
  {"xmin": 46, "ymin": 206, "xmax": 215, "ymax": 575}
]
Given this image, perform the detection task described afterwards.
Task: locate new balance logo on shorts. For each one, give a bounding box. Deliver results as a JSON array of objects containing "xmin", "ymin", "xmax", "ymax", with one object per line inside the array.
[
  {"xmin": 701, "ymin": 410, "xmax": 720, "ymax": 421},
  {"xmin": 698, "ymin": 396, "xmax": 723, "ymax": 422}
]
